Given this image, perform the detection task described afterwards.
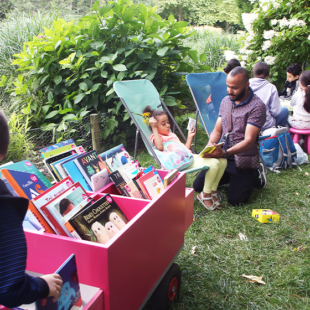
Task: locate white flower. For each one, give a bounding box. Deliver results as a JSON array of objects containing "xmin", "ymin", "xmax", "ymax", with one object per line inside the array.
[
  {"xmin": 224, "ymin": 50, "xmax": 236, "ymax": 61},
  {"xmin": 273, "ymin": 2, "xmax": 281, "ymax": 9},
  {"xmin": 279, "ymin": 17, "xmax": 290, "ymax": 28},
  {"xmin": 308, "ymin": 35, "xmax": 310, "ymax": 40},
  {"xmin": 241, "ymin": 55, "xmax": 248, "ymax": 61},
  {"xmin": 242, "ymin": 13, "xmax": 258, "ymax": 33},
  {"xmin": 239, "ymin": 48, "xmax": 247, "ymax": 54},
  {"xmin": 240, "ymin": 61, "xmax": 246, "ymax": 67},
  {"xmin": 271, "ymin": 19, "xmax": 278, "ymax": 26},
  {"xmin": 257, "ymin": 56, "xmax": 262, "ymax": 61},
  {"xmin": 262, "ymin": 40, "xmax": 272, "ymax": 51},
  {"xmin": 265, "ymin": 55, "xmax": 276, "ymax": 65},
  {"xmin": 263, "ymin": 30, "xmax": 276, "ymax": 40},
  {"xmin": 288, "ymin": 18, "xmax": 306, "ymax": 28},
  {"xmin": 245, "ymin": 49, "xmax": 253, "ymax": 55}
]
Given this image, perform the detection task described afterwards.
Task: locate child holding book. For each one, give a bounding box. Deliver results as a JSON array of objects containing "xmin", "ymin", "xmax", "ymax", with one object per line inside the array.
[
  {"xmin": 0, "ymin": 111, "xmax": 63, "ymax": 308},
  {"xmin": 143, "ymin": 106, "xmax": 227, "ymax": 211}
]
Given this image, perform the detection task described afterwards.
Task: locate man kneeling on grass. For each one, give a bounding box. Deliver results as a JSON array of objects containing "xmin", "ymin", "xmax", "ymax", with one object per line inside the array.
[{"xmin": 193, "ymin": 67, "xmax": 267, "ymax": 206}]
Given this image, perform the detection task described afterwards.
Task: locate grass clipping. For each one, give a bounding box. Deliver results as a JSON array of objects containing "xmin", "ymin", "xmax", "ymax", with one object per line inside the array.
[{"xmin": 242, "ymin": 274, "xmax": 266, "ymax": 285}]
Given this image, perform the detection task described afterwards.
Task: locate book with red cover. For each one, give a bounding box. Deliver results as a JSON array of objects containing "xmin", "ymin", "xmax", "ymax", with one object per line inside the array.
[
  {"xmin": 0, "ymin": 169, "xmax": 54, "ymax": 234},
  {"xmin": 136, "ymin": 171, "xmax": 156, "ymax": 200},
  {"xmin": 40, "ymin": 183, "xmax": 88, "ymax": 236}
]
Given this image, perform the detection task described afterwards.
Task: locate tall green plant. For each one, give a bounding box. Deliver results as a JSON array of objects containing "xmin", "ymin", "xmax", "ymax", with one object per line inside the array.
[{"xmin": 7, "ymin": 0, "xmax": 205, "ymax": 141}]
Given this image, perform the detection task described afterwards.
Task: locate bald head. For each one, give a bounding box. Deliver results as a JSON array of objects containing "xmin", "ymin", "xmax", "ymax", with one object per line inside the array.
[
  {"xmin": 0, "ymin": 111, "xmax": 9, "ymax": 161},
  {"xmin": 228, "ymin": 67, "xmax": 250, "ymax": 83}
]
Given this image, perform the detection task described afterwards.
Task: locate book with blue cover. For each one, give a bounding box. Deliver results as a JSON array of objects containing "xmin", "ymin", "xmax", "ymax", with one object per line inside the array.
[
  {"xmin": 0, "ymin": 160, "xmax": 52, "ymax": 189},
  {"xmin": 62, "ymin": 159, "xmax": 92, "ymax": 192},
  {"xmin": 99, "ymin": 144, "xmax": 127, "ymax": 172},
  {"xmin": 35, "ymin": 254, "xmax": 82, "ymax": 310},
  {"xmin": 143, "ymin": 165, "xmax": 164, "ymax": 184}
]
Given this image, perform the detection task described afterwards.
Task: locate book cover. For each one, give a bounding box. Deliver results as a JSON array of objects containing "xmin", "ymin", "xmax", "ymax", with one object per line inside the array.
[
  {"xmin": 35, "ymin": 254, "xmax": 82, "ymax": 310},
  {"xmin": 51, "ymin": 154, "xmax": 78, "ymax": 181},
  {"xmin": 40, "ymin": 139, "xmax": 75, "ymax": 154},
  {"xmin": 74, "ymin": 151, "xmax": 110, "ymax": 188},
  {"xmin": 116, "ymin": 151, "xmax": 133, "ymax": 166},
  {"xmin": 23, "ymin": 210, "xmax": 44, "ymax": 232},
  {"xmin": 137, "ymin": 171, "xmax": 156, "ymax": 200},
  {"xmin": 197, "ymin": 142, "xmax": 224, "ymax": 158},
  {"xmin": 99, "ymin": 144, "xmax": 127, "ymax": 172},
  {"xmin": 91, "ymin": 169, "xmax": 110, "ymax": 192},
  {"xmin": 0, "ymin": 169, "xmax": 54, "ymax": 234},
  {"xmin": 143, "ymin": 165, "xmax": 164, "ymax": 184},
  {"xmin": 109, "ymin": 171, "xmax": 128, "ymax": 196},
  {"xmin": 163, "ymin": 169, "xmax": 178, "ymax": 187},
  {"xmin": 116, "ymin": 163, "xmax": 131, "ymax": 183},
  {"xmin": 69, "ymin": 194, "xmax": 128, "ymax": 244},
  {"xmin": 44, "ymin": 148, "xmax": 84, "ymax": 181},
  {"xmin": 54, "ymin": 154, "xmax": 80, "ymax": 179},
  {"xmin": 120, "ymin": 163, "xmax": 140, "ymax": 182},
  {"xmin": 42, "ymin": 143, "xmax": 78, "ymax": 159},
  {"xmin": 62, "ymin": 160, "xmax": 92, "ymax": 192},
  {"xmin": 41, "ymin": 184, "xmax": 89, "ymax": 236},
  {"xmin": 142, "ymin": 174, "xmax": 164, "ymax": 199},
  {"xmin": 132, "ymin": 171, "xmax": 148, "ymax": 199},
  {"xmin": 125, "ymin": 181, "xmax": 144, "ymax": 199},
  {"xmin": 0, "ymin": 160, "xmax": 52, "ymax": 189}
]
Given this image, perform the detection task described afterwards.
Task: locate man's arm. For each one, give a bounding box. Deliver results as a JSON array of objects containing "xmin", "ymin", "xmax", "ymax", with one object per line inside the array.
[
  {"xmin": 204, "ymin": 123, "xmax": 260, "ymax": 158},
  {"xmin": 206, "ymin": 117, "xmax": 223, "ymax": 146}
]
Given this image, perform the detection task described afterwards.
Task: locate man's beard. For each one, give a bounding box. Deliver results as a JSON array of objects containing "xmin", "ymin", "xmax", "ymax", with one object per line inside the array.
[{"xmin": 229, "ymin": 87, "xmax": 246, "ymax": 102}]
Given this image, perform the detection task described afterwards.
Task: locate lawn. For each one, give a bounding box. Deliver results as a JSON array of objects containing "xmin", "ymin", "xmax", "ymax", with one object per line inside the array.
[{"xmin": 138, "ymin": 113, "xmax": 310, "ymax": 310}]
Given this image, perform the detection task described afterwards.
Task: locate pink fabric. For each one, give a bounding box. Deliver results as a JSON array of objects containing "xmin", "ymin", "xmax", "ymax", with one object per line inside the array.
[{"xmin": 150, "ymin": 132, "xmax": 181, "ymax": 145}]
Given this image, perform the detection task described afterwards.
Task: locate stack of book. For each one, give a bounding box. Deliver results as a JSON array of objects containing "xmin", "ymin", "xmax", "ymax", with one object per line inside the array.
[{"xmin": 0, "ymin": 139, "xmax": 179, "ymax": 241}]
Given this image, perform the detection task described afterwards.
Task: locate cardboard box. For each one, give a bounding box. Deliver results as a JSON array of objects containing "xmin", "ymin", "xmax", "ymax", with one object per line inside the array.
[{"xmin": 252, "ymin": 209, "xmax": 280, "ymax": 223}]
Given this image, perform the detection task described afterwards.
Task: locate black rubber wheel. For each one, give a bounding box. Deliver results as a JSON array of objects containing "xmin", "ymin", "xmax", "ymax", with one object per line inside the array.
[{"xmin": 148, "ymin": 263, "xmax": 181, "ymax": 310}]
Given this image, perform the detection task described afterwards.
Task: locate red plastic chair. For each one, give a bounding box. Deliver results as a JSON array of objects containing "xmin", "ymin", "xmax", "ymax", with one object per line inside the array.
[{"xmin": 289, "ymin": 128, "xmax": 310, "ymax": 154}]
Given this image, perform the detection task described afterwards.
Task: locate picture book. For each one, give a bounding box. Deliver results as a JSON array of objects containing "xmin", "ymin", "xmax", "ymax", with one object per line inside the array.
[
  {"xmin": 0, "ymin": 160, "xmax": 52, "ymax": 189},
  {"xmin": 91, "ymin": 169, "xmax": 110, "ymax": 192},
  {"xmin": 116, "ymin": 163, "xmax": 132, "ymax": 183},
  {"xmin": 187, "ymin": 117, "xmax": 196, "ymax": 132},
  {"xmin": 109, "ymin": 170, "xmax": 127, "ymax": 196},
  {"xmin": 163, "ymin": 169, "xmax": 178, "ymax": 187},
  {"xmin": 62, "ymin": 160, "xmax": 92, "ymax": 192},
  {"xmin": 23, "ymin": 210, "xmax": 44, "ymax": 232},
  {"xmin": 40, "ymin": 139, "xmax": 75, "ymax": 154},
  {"xmin": 69, "ymin": 194, "xmax": 128, "ymax": 244},
  {"xmin": 44, "ymin": 148, "xmax": 84, "ymax": 181},
  {"xmin": 116, "ymin": 151, "xmax": 133, "ymax": 166},
  {"xmin": 74, "ymin": 151, "xmax": 110, "ymax": 188},
  {"xmin": 51, "ymin": 154, "xmax": 78, "ymax": 181},
  {"xmin": 197, "ymin": 142, "xmax": 224, "ymax": 158},
  {"xmin": 125, "ymin": 181, "xmax": 144, "ymax": 199},
  {"xmin": 32, "ymin": 177, "xmax": 74, "ymax": 209},
  {"xmin": 142, "ymin": 174, "xmax": 164, "ymax": 199},
  {"xmin": 0, "ymin": 169, "xmax": 54, "ymax": 234},
  {"xmin": 41, "ymin": 184, "xmax": 89, "ymax": 236},
  {"xmin": 35, "ymin": 254, "xmax": 82, "ymax": 310},
  {"xmin": 137, "ymin": 171, "xmax": 156, "ymax": 200},
  {"xmin": 99, "ymin": 144, "xmax": 128, "ymax": 172},
  {"xmin": 132, "ymin": 171, "xmax": 148, "ymax": 199},
  {"xmin": 143, "ymin": 165, "xmax": 164, "ymax": 184},
  {"xmin": 42, "ymin": 143, "xmax": 79, "ymax": 159},
  {"xmin": 54, "ymin": 154, "xmax": 80, "ymax": 179},
  {"xmin": 120, "ymin": 163, "xmax": 140, "ymax": 182}
]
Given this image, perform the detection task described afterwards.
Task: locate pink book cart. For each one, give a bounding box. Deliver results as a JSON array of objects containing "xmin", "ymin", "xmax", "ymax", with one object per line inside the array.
[{"xmin": 25, "ymin": 170, "xmax": 194, "ymax": 310}]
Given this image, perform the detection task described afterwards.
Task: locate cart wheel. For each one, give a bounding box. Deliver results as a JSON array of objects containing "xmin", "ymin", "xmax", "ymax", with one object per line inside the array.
[{"xmin": 148, "ymin": 263, "xmax": 181, "ymax": 310}]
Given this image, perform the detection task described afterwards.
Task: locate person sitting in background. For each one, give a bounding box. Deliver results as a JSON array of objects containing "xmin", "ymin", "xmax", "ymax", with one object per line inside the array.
[
  {"xmin": 223, "ymin": 59, "xmax": 241, "ymax": 75},
  {"xmin": 279, "ymin": 63, "xmax": 302, "ymax": 98},
  {"xmin": 288, "ymin": 70, "xmax": 310, "ymax": 130},
  {"xmin": 250, "ymin": 62, "xmax": 289, "ymax": 131}
]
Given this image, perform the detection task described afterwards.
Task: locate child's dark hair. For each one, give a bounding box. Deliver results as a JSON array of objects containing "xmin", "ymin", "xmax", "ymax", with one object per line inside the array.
[
  {"xmin": 223, "ymin": 59, "xmax": 241, "ymax": 74},
  {"xmin": 286, "ymin": 63, "xmax": 302, "ymax": 77},
  {"xmin": 0, "ymin": 110, "xmax": 9, "ymax": 159},
  {"xmin": 300, "ymin": 71, "xmax": 310, "ymax": 113},
  {"xmin": 59, "ymin": 198, "xmax": 73, "ymax": 216},
  {"xmin": 253, "ymin": 62, "xmax": 270, "ymax": 79},
  {"xmin": 142, "ymin": 105, "xmax": 167, "ymax": 120}
]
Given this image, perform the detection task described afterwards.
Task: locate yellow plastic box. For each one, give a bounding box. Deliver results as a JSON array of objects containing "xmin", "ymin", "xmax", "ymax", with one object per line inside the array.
[{"xmin": 252, "ymin": 209, "xmax": 280, "ymax": 223}]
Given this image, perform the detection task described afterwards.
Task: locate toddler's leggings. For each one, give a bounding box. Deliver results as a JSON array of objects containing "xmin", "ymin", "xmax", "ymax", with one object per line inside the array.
[{"xmin": 188, "ymin": 157, "xmax": 227, "ymax": 193}]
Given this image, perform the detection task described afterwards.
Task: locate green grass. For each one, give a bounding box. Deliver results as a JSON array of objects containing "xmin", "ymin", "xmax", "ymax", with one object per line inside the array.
[
  {"xmin": 138, "ymin": 113, "xmax": 310, "ymax": 310},
  {"xmin": 184, "ymin": 29, "xmax": 241, "ymax": 71}
]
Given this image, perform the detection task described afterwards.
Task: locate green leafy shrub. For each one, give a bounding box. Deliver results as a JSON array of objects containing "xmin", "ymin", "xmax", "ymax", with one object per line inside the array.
[
  {"xmin": 236, "ymin": 0, "xmax": 310, "ymax": 88},
  {"xmin": 8, "ymin": 0, "xmax": 206, "ymax": 140},
  {"xmin": 1, "ymin": 112, "xmax": 35, "ymax": 163}
]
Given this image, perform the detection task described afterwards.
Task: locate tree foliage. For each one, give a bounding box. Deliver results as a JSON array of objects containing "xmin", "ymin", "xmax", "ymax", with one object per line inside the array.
[
  {"xmin": 238, "ymin": 0, "xmax": 310, "ymax": 88},
  {"xmin": 4, "ymin": 0, "xmax": 205, "ymax": 141}
]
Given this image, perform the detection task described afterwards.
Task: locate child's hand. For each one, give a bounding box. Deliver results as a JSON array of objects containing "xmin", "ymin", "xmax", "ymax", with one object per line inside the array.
[
  {"xmin": 149, "ymin": 117, "xmax": 158, "ymax": 129},
  {"xmin": 41, "ymin": 274, "xmax": 63, "ymax": 302},
  {"xmin": 187, "ymin": 126, "xmax": 196, "ymax": 138}
]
